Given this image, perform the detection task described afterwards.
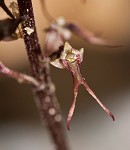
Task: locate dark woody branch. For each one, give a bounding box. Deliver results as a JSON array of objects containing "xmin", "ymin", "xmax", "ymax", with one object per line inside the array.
[{"xmin": 17, "ymin": 0, "xmax": 70, "ymax": 150}]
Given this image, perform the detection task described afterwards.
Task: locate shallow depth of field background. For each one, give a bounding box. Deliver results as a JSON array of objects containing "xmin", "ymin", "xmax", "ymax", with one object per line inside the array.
[{"xmin": 0, "ymin": 0, "xmax": 130, "ymax": 150}]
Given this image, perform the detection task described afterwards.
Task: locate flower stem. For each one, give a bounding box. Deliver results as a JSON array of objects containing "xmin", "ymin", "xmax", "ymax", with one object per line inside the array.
[
  {"xmin": 17, "ymin": 0, "xmax": 70, "ymax": 149},
  {"xmin": 0, "ymin": 61, "xmax": 40, "ymax": 87}
]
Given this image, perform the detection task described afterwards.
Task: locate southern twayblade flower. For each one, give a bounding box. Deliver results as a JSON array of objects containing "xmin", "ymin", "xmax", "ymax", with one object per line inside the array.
[
  {"xmin": 9, "ymin": 2, "xmax": 20, "ymax": 19},
  {"xmin": 44, "ymin": 17, "xmax": 71, "ymax": 56},
  {"xmin": 45, "ymin": 17, "xmax": 122, "ymax": 50},
  {"xmin": 9, "ymin": 2, "xmax": 23, "ymax": 39},
  {"xmin": 44, "ymin": 29, "xmax": 64, "ymax": 57},
  {"xmin": 50, "ymin": 42, "xmax": 115, "ymax": 130}
]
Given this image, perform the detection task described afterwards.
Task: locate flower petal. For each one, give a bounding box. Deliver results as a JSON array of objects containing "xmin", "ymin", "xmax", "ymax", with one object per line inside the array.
[
  {"xmin": 67, "ymin": 80, "xmax": 79, "ymax": 130},
  {"xmin": 82, "ymin": 79, "xmax": 115, "ymax": 121}
]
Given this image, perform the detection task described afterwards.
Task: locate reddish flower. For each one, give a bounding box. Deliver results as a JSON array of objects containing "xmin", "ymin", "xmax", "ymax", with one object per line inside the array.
[
  {"xmin": 44, "ymin": 17, "xmax": 122, "ymax": 56},
  {"xmin": 50, "ymin": 42, "xmax": 115, "ymax": 130}
]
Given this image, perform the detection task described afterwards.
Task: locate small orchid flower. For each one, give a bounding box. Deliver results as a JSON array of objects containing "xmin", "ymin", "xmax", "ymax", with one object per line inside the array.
[
  {"xmin": 9, "ymin": 2, "xmax": 20, "ymax": 19},
  {"xmin": 44, "ymin": 29, "xmax": 64, "ymax": 57},
  {"xmin": 45, "ymin": 17, "xmax": 122, "ymax": 50},
  {"xmin": 50, "ymin": 42, "xmax": 115, "ymax": 130},
  {"xmin": 44, "ymin": 17, "xmax": 73, "ymax": 57},
  {"xmin": 9, "ymin": 2, "xmax": 24, "ymax": 38}
]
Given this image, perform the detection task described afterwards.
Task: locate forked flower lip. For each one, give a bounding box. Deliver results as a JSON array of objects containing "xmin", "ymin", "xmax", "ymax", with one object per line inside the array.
[
  {"xmin": 50, "ymin": 42, "xmax": 115, "ymax": 130},
  {"xmin": 67, "ymin": 118, "xmax": 71, "ymax": 131},
  {"xmin": 108, "ymin": 111, "xmax": 115, "ymax": 121}
]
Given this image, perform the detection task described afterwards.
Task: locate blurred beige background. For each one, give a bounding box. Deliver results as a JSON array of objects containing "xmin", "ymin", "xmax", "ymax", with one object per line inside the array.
[{"xmin": 0, "ymin": 0, "xmax": 130, "ymax": 150}]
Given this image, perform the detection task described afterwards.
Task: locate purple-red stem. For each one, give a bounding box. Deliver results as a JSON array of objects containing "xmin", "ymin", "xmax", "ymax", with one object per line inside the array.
[{"xmin": 17, "ymin": 0, "xmax": 70, "ymax": 150}]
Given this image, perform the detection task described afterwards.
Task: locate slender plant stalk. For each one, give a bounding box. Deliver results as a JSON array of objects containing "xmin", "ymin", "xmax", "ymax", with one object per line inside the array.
[
  {"xmin": 0, "ymin": 61, "xmax": 40, "ymax": 87},
  {"xmin": 17, "ymin": 0, "xmax": 70, "ymax": 150}
]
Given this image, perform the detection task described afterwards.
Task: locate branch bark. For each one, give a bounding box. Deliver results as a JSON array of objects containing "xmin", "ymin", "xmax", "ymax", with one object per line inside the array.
[{"xmin": 17, "ymin": 0, "xmax": 70, "ymax": 150}]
